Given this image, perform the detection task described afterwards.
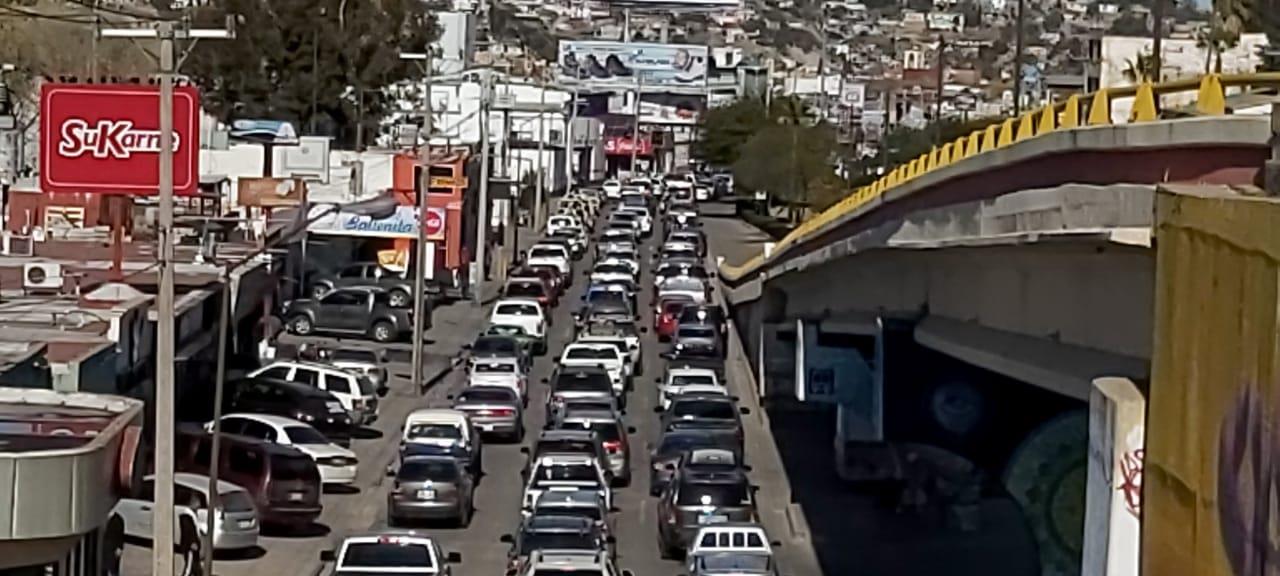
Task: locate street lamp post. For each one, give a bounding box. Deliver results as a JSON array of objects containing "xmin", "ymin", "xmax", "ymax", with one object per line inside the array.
[
  {"xmin": 400, "ymin": 49, "xmax": 434, "ymax": 392},
  {"xmin": 474, "ymin": 69, "xmax": 493, "ymax": 305},
  {"xmin": 535, "ymin": 74, "xmax": 547, "ymax": 231},
  {"xmin": 630, "ymin": 76, "xmax": 642, "ymax": 176}
]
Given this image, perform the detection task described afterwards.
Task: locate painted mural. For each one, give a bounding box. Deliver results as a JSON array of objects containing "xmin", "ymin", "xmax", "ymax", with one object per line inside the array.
[{"xmin": 1144, "ymin": 188, "xmax": 1280, "ymax": 576}]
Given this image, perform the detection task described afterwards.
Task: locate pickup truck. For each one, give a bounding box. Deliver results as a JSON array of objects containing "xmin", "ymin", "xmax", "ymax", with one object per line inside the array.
[
  {"xmin": 283, "ymin": 287, "xmax": 420, "ymax": 343},
  {"xmin": 309, "ymin": 262, "xmax": 437, "ymax": 308}
]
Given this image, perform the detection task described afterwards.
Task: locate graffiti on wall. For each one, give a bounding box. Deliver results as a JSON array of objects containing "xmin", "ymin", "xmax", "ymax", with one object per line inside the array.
[
  {"xmin": 1216, "ymin": 384, "xmax": 1280, "ymax": 575},
  {"xmin": 1119, "ymin": 446, "xmax": 1143, "ymax": 518}
]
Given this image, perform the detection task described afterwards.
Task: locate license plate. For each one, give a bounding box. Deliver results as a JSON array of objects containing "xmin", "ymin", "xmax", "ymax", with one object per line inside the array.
[
  {"xmin": 417, "ymin": 489, "xmax": 436, "ymax": 500},
  {"xmin": 288, "ymin": 492, "xmax": 305, "ymax": 502},
  {"xmin": 237, "ymin": 519, "xmax": 254, "ymax": 529},
  {"xmin": 698, "ymin": 514, "xmax": 728, "ymax": 525}
]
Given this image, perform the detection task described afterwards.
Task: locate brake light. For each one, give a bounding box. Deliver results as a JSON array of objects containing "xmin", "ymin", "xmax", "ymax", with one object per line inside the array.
[{"xmin": 603, "ymin": 440, "xmax": 622, "ymax": 453}]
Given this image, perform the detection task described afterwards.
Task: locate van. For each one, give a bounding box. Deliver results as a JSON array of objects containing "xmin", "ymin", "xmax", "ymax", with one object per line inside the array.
[{"xmin": 176, "ymin": 426, "xmax": 323, "ymax": 529}]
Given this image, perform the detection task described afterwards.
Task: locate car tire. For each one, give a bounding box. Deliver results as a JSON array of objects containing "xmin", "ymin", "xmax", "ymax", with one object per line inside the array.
[
  {"xmin": 370, "ymin": 321, "xmax": 395, "ymax": 343},
  {"xmin": 289, "ymin": 315, "xmax": 314, "ymax": 335},
  {"xmin": 389, "ymin": 289, "xmax": 411, "ymax": 308}
]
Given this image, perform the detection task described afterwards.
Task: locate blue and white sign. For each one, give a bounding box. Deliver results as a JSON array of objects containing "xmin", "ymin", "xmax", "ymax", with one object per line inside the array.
[{"xmin": 308, "ymin": 204, "xmax": 419, "ymax": 238}]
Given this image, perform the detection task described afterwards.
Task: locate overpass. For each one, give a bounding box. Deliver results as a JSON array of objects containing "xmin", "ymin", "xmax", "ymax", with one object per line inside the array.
[{"xmin": 709, "ymin": 73, "xmax": 1280, "ymax": 576}]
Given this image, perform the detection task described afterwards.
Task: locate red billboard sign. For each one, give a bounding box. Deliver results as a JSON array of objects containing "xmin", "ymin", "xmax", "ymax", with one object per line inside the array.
[
  {"xmin": 40, "ymin": 84, "xmax": 202, "ymax": 195},
  {"xmin": 604, "ymin": 135, "xmax": 653, "ymax": 156},
  {"xmin": 425, "ymin": 207, "xmax": 446, "ymax": 239}
]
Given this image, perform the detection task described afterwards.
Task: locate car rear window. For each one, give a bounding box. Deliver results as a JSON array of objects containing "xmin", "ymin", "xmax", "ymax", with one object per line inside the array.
[
  {"xmin": 673, "ymin": 400, "xmax": 737, "ymax": 420},
  {"xmin": 269, "ymin": 454, "xmax": 315, "ymax": 482},
  {"xmin": 565, "ymin": 348, "xmax": 617, "ymax": 361},
  {"xmin": 341, "ymin": 542, "xmax": 435, "ymax": 570},
  {"xmin": 284, "ymin": 426, "xmax": 330, "ymax": 445},
  {"xmin": 677, "ymin": 481, "xmax": 750, "ymax": 506},
  {"xmin": 678, "ymin": 326, "xmax": 717, "ymax": 339},
  {"xmin": 553, "ymin": 373, "xmax": 612, "ymax": 392},
  {"xmin": 459, "ymin": 388, "xmax": 517, "ymax": 403},
  {"xmin": 537, "ymin": 440, "xmax": 596, "ymax": 456},
  {"xmin": 474, "ymin": 362, "xmax": 516, "ymax": 373},
  {"xmin": 521, "ymin": 532, "xmax": 597, "ymax": 554},
  {"xmin": 407, "ymin": 423, "xmax": 462, "ymax": 440},
  {"xmin": 569, "ymin": 421, "xmax": 621, "ymax": 442},
  {"xmin": 400, "ymin": 459, "xmax": 460, "ymax": 482},
  {"xmin": 672, "ymin": 374, "xmax": 717, "ymax": 387},
  {"xmin": 534, "ymin": 463, "xmax": 598, "ymax": 483},
  {"xmin": 497, "ymin": 304, "xmax": 540, "ymax": 316},
  {"xmin": 506, "ymin": 282, "xmax": 544, "ymax": 298},
  {"xmin": 219, "ymin": 490, "xmax": 256, "ymax": 512},
  {"xmin": 474, "ymin": 338, "xmax": 517, "ymax": 353},
  {"xmin": 530, "ymin": 248, "xmax": 562, "ymax": 259}
]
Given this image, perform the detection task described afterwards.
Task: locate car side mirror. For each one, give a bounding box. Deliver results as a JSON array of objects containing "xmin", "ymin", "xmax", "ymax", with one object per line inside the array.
[
  {"xmin": 639, "ymin": 326, "xmax": 649, "ymax": 333},
  {"xmin": 627, "ymin": 426, "xmax": 637, "ymax": 434},
  {"xmin": 446, "ymin": 552, "xmax": 463, "ymax": 563},
  {"xmin": 385, "ymin": 465, "xmax": 397, "ymax": 477},
  {"xmin": 499, "ymin": 534, "xmax": 514, "ymax": 544},
  {"xmin": 740, "ymin": 407, "xmax": 752, "ymax": 415},
  {"xmin": 320, "ymin": 550, "xmax": 336, "ymax": 562},
  {"xmin": 541, "ymin": 377, "xmax": 550, "ymax": 384}
]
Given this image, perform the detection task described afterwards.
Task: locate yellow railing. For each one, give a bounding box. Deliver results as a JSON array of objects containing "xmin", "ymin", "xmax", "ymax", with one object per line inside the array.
[{"xmin": 720, "ymin": 72, "xmax": 1280, "ymax": 282}]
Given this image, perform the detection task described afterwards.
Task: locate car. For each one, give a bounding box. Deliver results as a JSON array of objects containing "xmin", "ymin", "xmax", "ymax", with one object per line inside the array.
[
  {"xmin": 598, "ymin": 228, "xmax": 636, "ymax": 248},
  {"xmin": 111, "ymin": 472, "xmax": 259, "ymax": 552},
  {"xmin": 386, "ymin": 455, "xmax": 476, "ymax": 526},
  {"xmin": 658, "ymin": 277, "xmax": 709, "ymax": 306},
  {"xmin": 515, "ymin": 549, "xmax": 633, "ymax": 576},
  {"xmin": 649, "ymin": 429, "xmax": 742, "ymax": 496},
  {"xmin": 325, "ymin": 348, "xmax": 390, "ymax": 398},
  {"xmin": 559, "ymin": 343, "xmax": 629, "ymax": 395},
  {"xmin": 308, "ymin": 262, "xmax": 434, "ymax": 307},
  {"xmin": 501, "ymin": 515, "xmax": 614, "ymax": 574},
  {"xmin": 209, "ymin": 413, "xmax": 359, "ymax": 485},
  {"xmin": 584, "ymin": 283, "xmax": 637, "ymax": 318},
  {"xmin": 402, "ymin": 409, "xmax": 483, "ymax": 474},
  {"xmin": 546, "ymin": 366, "xmax": 618, "ymax": 416},
  {"xmin": 548, "ymin": 214, "xmax": 581, "ymax": 237},
  {"xmin": 668, "ymin": 321, "xmax": 723, "ymax": 358},
  {"xmin": 467, "ymin": 356, "xmax": 529, "ymax": 403},
  {"xmin": 225, "ymin": 377, "xmax": 355, "ymax": 443},
  {"xmin": 657, "ymin": 367, "xmax": 724, "ymax": 410},
  {"xmin": 607, "ymin": 212, "xmax": 640, "ymax": 235},
  {"xmin": 679, "ymin": 305, "xmax": 727, "ymax": 338},
  {"xmin": 653, "ymin": 262, "xmax": 708, "ymax": 290},
  {"xmin": 667, "ymin": 230, "xmax": 707, "ymax": 257},
  {"xmin": 250, "ymin": 360, "xmax": 381, "ymax": 425},
  {"xmin": 526, "ymin": 243, "xmax": 572, "ymax": 278},
  {"xmin": 555, "ymin": 409, "xmax": 637, "ymax": 487},
  {"xmin": 656, "ymin": 465, "xmax": 758, "ymax": 557},
  {"xmin": 542, "ymin": 234, "xmax": 585, "ymax": 261},
  {"xmin": 480, "ymin": 325, "xmax": 539, "ymax": 363},
  {"xmin": 575, "ymin": 331, "xmax": 640, "ymax": 379},
  {"xmin": 659, "ymin": 394, "xmax": 749, "ymax": 451},
  {"xmin": 284, "ymin": 286, "xmax": 420, "ymax": 343},
  {"xmin": 514, "ymin": 265, "xmax": 565, "ymax": 298},
  {"xmin": 686, "ymin": 524, "xmax": 779, "ymax": 576},
  {"xmin": 322, "ymin": 533, "xmax": 462, "ymax": 576},
  {"xmin": 616, "ymin": 206, "xmax": 652, "ymax": 236},
  {"xmin": 492, "ymin": 298, "xmax": 549, "ymax": 354},
  {"xmin": 531, "ymin": 488, "xmax": 615, "ymax": 541},
  {"xmin": 591, "ymin": 261, "xmax": 637, "ymax": 284},
  {"xmin": 654, "ymin": 295, "xmax": 695, "ymax": 341},
  {"xmin": 523, "ymin": 429, "xmax": 611, "ymax": 478},
  {"xmin": 452, "ymin": 385, "xmax": 525, "ymax": 441},
  {"xmin": 602, "ymin": 179, "xmax": 623, "ymax": 198},
  {"xmin": 522, "ymin": 453, "xmax": 613, "ymax": 515},
  {"xmin": 505, "ymin": 277, "xmax": 558, "ymax": 310}
]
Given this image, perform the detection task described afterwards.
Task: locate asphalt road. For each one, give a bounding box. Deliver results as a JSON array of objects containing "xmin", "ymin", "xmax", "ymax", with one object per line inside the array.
[{"xmin": 122, "ymin": 202, "xmax": 820, "ymax": 576}]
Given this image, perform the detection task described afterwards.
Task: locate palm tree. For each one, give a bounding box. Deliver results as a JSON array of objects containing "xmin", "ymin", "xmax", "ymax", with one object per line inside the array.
[{"xmin": 1123, "ymin": 51, "xmax": 1158, "ymax": 83}]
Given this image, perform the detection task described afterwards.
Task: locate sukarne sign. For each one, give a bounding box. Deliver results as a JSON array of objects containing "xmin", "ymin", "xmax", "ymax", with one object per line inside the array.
[{"xmin": 40, "ymin": 84, "xmax": 202, "ymax": 195}]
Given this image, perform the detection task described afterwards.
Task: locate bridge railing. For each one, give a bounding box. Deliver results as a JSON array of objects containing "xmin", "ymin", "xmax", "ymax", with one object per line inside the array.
[{"xmin": 721, "ymin": 72, "xmax": 1280, "ymax": 282}]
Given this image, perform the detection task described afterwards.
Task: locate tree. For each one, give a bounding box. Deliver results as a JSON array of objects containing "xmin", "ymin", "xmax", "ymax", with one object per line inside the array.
[
  {"xmin": 693, "ymin": 98, "xmax": 770, "ymax": 167},
  {"xmin": 1122, "ymin": 51, "xmax": 1158, "ymax": 82},
  {"xmin": 184, "ymin": 0, "xmax": 437, "ymax": 148}
]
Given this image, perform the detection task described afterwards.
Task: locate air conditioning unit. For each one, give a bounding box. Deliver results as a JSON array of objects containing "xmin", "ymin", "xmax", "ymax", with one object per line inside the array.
[{"xmin": 23, "ymin": 263, "xmax": 63, "ymax": 292}]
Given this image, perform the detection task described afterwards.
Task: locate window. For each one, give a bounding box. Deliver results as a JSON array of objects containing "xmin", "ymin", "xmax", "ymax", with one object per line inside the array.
[
  {"xmin": 458, "ymin": 388, "xmax": 517, "ymax": 403},
  {"xmin": 219, "ymin": 417, "xmax": 247, "ymax": 436},
  {"xmin": 322, "ymin": 291, "xmax": 365, "ymax": 306},
  {"xmin": 257, "ymin": 366, "xmax": 292, "ymax": 381},
  {"xmin": 529, "ymin": 248, "xmax": 561, "ymax": 259},
  {"xmin": 284, "ymin": 426, "xmax": 330, "ymax": 445},
  {"xmin": 474, "ymin": 362, "xmax": 516, "ymax": 374},
  {"xmin": 341, "ymin": 542, "xmax": 435, "ymax": 570},
  {"xmin": 399, "ymin": 459, "xmax": 461, "ymax": 482},
  {"xmin": 228, "ymin": 446, "xmax": 265, "ymax": 475},
  {"xmin": 240, "ymin": 420, "xmax": 275, "ymax": 442},
  {"xmin": 271, "ymin": 455, "xmax": 315, "ymax": 481},
  {"xmin": 219, "ymin": 490, "xmax": 256, "ymax": 513},
  {"xmin": 496, "ymin": 304, "xmax": 539, "ymax": 316},
  {"xmin": 676, "ymin": 481, "xmax": 749, "ymax": 506},
  {"xmin": 672, "ymin": 400, "xmax": 736, "ymax": 420},
  {"xmin": 565, "ymin": 347, "xmax": 617, "ymax": 361},
  {"xmin": 505, "ymin": 282, "xmax": 544, "ymax": 298},
  {"xmin": 324, "ymin": 373, "xmax": 353, "ymax": 395},
  {"xmin": 672, "ymin": 374, "xmax": 717, "ymax": 387},
  {"xmin": 534, "ymin": 463, "xmax": 597, "ymax": 483},
  {"xmin": 293, "ymin": 369, "xmax": 319, "ymax": 387},
  {"xmin": 406, "ymin": 424, "xmax": 462, "ymax": 441},
  {"xmin": 175, "ymin": 485, "xmax": 207, "ymax": 510},
  {"xmin": 337, "ymin": 266, "xmax": 365, "ymax": 279}
]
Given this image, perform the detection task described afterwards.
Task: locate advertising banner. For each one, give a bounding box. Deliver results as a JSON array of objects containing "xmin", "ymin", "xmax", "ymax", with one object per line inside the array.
[
  {"xmin": 40, "ymin": 84, "xmax": 201, "ymax": 195},
  {"xmin": 608, "ymin": 96, "xmax": 702, "ymax": 125},
  {"xmin": 308, "ymin": 204, "xmax": 446, "ymax": 240},
  {"xmin": 603, "ymin": 136, "xmax": 653, "ymax": 156},
  {"xmin": 602, "ymin": 0, "xmax": 741, "ymax": 9},
  {"xmin": 237, "ymin": 177, "xmax": 307, "ymax": 207},
  {"xmin": 557, "ymin": 41, "xmax": 708, "ymax": 89}
]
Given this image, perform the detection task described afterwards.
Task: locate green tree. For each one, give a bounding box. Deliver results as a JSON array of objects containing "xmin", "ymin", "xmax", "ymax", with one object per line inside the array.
[
  {"xmin": 184, "ymin": 0, "xmax": 437, "ymax": 148},
  {"xmin": 693, "ymin": 98, "xmax": 770, "ymax": 167}
]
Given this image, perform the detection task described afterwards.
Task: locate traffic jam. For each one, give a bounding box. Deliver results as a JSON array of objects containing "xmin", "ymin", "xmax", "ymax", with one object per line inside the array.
[{"xmin": 112, "ymin": 172, "xmax": 782, "ymax": 576}]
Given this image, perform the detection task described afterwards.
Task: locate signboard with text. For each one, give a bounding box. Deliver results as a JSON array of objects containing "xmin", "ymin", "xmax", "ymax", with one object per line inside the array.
[
  {"xmin": 603, "ymin": 136, "xmax": 653, "ymax": 156},
  {"xmin": 557, "ymin": 41, "xmax": 708, "ymax": 90},
  {"xmin": 40, "ymin": 84, "xmax": 201, "ymax": 195},
  {"xmin": 308, "ymin": 204, "xmax": 446, "ymax": 240}
]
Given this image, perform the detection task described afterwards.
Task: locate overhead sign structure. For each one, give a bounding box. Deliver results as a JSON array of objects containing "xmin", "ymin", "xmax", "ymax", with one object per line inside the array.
[
  {"xmin": 308, "ymin": 204, "xmax": 446, "ymax": 240},
  {"xmin": 557, "ymin": 41, "xmax": 708, "ymax": 90},
  {"xmin": 40, "ymin": 84, "xmax": 201, "ymax": 195}
]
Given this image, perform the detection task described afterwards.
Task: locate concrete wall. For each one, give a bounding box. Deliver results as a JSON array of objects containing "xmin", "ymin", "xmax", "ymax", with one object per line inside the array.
[{"xmin": 769, "ymin": 242, "xmax": 1156, "ymax": 360}]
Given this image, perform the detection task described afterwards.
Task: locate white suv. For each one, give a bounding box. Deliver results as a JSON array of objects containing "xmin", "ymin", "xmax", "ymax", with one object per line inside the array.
[
  {"xmin": 526, "ymin": 243, "xmax": 572, "ymax": 276},
  {"xmin": 548, "ymin": 214, "xmax": 580, "ymax": 236},
  {"xmin": 560, "ymin": 342, "xmax": 629, "ymax": 394},
  {"xmin": 519, "ymin": 550, "xmax": 633, "ymax": 576},
  {"xmin": 491, "ymin": 298, "xmax": 548, "ymax": 354},
  {"xmin": 250, "ymin": 361, "xmax": 380, "ymax": 424}
]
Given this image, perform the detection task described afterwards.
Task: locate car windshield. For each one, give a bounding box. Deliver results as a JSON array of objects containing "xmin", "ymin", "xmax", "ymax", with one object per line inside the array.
[
  {"xmin": 677, "ymin": 481, "xmax": 750, "ymax": 506},
  {"xmin": 474, "ymin": 362, "xmax": 516, "ymax": 374},
  {"xmin": 696, "ymin": 553, "xmax": 772, "ymax": 572},
  {"xmin": 672, "ymin": 374, "xmax": 717, "ymax": 387},
  {"xmin": 519, "ymin": 532, "xmax": 597, "ymax": 554},
  {"xmin": 565, "ymin": 348, "xmax": 617, "ymax": 361},
  {"xmin": 474, "ymin": 338, "xmax": 517, "ymax": 353},
  {"xmin": 506, "ymin": 282, "xmax": 544, "ymax": 298},
  {"xmin": 406, "ymin": 424, "xmax": 462, "ymax": 440},
  {"xmin": 284, "ymin": 426, "xmax": 331, "ymax": 445},
  {"xmin": 534, "ymin": 463, "xmax": 598, "ymax": 483},
  {"xmin": 673, "ymin": 400, "xmax": 736, "ymax": 420},
  {"xmin": 340, "ymin": 542, "xmax": 435, "ymax": 570},
  {"xmin": 496, "ymin": 304, "xmax": 540, "ymax": 316},
  {"xmin": 678, "ymin": 326, "xmax": 717, "ymax": 339},
  {"xmin": 400, "ymin": 459, "xmax": 460, "ymax": 482},
  {"xmin": 459, "ymin": 389, "xmax": 517, "ymax": 403},
  {"xmin": 219, "ymin": 489, "xmax": 256, "ymax": 513},
  {"xmin": 657, "ymin": 434, "xmax": 723, "ymax": 457},
  {"xmin": 553, "ymin": 373, "xmax": 612, "ymax": 392}
]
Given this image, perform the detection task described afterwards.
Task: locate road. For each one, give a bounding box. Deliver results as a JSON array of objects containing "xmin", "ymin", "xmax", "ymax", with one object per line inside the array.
[{"xmin": 123, "ymin": 202, "xmax": 820, "ymax": 576}]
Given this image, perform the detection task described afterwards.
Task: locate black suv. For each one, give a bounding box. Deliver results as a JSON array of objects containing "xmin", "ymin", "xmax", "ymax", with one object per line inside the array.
[
  {"xmin": 309, "ymin": 262, "xmax": 435, "ymax": 306},
  {"xmin": 225, "ymin": 377, "xmax": 355, "ymax": 443},
  {"xmin": 283, "ymin": 286, "xmax": 420, "ymax": 343}
]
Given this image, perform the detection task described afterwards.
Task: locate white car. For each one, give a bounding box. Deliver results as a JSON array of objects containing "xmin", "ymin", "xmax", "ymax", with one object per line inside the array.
[
  {"xmin": 560, "ymin": 342, "xmax": 629, "ymax": 394},
  {"xmin": 602, "ymin": 179, "xmax": 623, "ymax": 198},
  {"xmin": 402, "ymin": 409, "xmax": 482, "ymax": 472},
  {"xmin": 547, "ymin": 214, "xmax": 580, "ymax": 237},
  {"xmin": 527, "ymin": 243, "xmax": 572, "ymax": 276},
  {"xmin": 250, "ymin": 360, "xmax": 380, "ymax": 424},
  {"xmin": 658, "ymin": 277, "xmax": 709, "ymax": 305},
  {"xmin": 522, "ymin": 454, "xmax": 612, "ymax": 514},
  {"xmin": 210, "ymin": 413, "xmax": 360, "ymax": 485},
  {"xmin": 491, "ymin": 298, "xmax": 548, "ymax": 353},
  {"xmin": 591, "ymin": 261, "xmax": 637, "ymax": 285},
  {"xmin": 617, "ymin": 206, "xmax": 652, "ymax": 235},
  {"xmin": 658, "ymin": 367, "xmax": 724, "ymax": 410},
  {"xmin": 112, "ymin": 473, "xmax": 259, "ymax": 552},
  {"xmin": 467, "ymin": 356, "xmax": 529, "ymax": 402},
  {"xmin": 694, "ymin": 183, "xmax": 712, "ymax": 201},
  {"xmin": 686, "ymin": 524, "xmax": 776, "ymax": 574},
  {"xmin": 577, "ymin": 333, "xmax": 641, "ymax": 377},
  {"xmin": 325, "ymin": 533, "xmax": 462, "ymax": 576}
]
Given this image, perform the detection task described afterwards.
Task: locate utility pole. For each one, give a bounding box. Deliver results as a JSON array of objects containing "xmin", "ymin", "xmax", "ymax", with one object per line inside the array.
[
  {"xmin": 630, "ymin": 75, "xmax": 642, "ymax": 176},
  {"xmin": 474, "ymin": 70, "xmax": 492, "ymax": 305},
  {"xmin": 100, "ymin": 20, "xmax": 233, "ymax": 576},
  {"xmin": 934, "ymin": 34, "xmax": 946, "ymax": 145},
  {"xmin": 1151, "ymin": 0, "xmax": 1164, "ymax": 80},
  {"xmin": 400, "ymin": 48, "xmax": 434, "ymax": 392},
  {"xmin": 1013, "ymin": 0, "xmax": 1026, "ymax": 114},
  {"xmin": 818, "ymin": 7, "xmax": 828, "ymax": 122},
  {"xmin": 565, "ymin": 87, "xmax": 578, "ymax": 191},
  {"xmin": 535, "ymin": 74, "xmax": 547, "ymax": 231}
]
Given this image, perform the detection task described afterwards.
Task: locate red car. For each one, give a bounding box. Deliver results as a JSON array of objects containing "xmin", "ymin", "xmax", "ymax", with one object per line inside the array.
[
  {"xmin": 519, "ymin": 265, "xmax": 564, "ymax": 298},
  {"xmin": 504, "ymin": 277, "xmax": 557, "ymax": 311},
  {"xmin": 654, "ymin": 295, "xmax": 694, "ymax": 341}
]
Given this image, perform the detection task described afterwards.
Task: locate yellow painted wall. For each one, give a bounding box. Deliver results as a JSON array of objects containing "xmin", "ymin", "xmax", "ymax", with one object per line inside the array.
[{"xmin": 1144, "ymin": 186, "xmax": 1280, "ymax": 576}]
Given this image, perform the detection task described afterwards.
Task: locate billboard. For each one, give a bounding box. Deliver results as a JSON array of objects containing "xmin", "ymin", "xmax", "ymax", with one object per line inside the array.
[
  {"xmin": 608, "ymin": 95, "xmax": 703, "ymax": 125},
  {"xmin": 40, "ymin": 84, "xmax": 201, "ymax": 196},
  {"xmin": 602, "ymin": 0, "xmax": 741, "ymax": 8},
  {"xmin": 308, "ymin": 204, "xmax": 446, "ymax": 240},
  {"xmin": 237, "ymin": 177, "xmax": 307, "ymax": 207},
  {"xmin": 603, "ymin": 135, "xmax": 652, "ymax": 156},
  {"xmin": 557, "ymin": 41, "xmax": 708, "ymax": 89}
]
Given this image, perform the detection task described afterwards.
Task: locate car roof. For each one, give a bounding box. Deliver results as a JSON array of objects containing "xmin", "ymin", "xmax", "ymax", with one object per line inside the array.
[
  {"xmin": 495, "ymin": 297, "xmax": 543, "ymax": 307},
  {"xmin": 524, "ymin": 514, "xmax": 597, "ymax": 532},
  {"xmin": 222, "ymin": 412, "xmax": 306, "ymax": 429},
  {"xmin": 265, "ymin": 359, "xmax": 348, "ymax": 373},
  {"xmin": 237, "ymin": 377, "xmax": 333, "ymax": 399},
  {"xmin": 340, "ymin": 532, "xmax": 439, "ymax": 547},
  {"xmin": 164, "ymin": 472, "xmax": 247, "ymax": 494},
  {"xmin": 669, "ymin": 367, "xmax": 717, "ymax": 376},
  {"xmin": 536, "ymin": 453, "xmax": 598, "ymax": 466},
  {"xmin": 405, "ymin": 409, "xmax": 468, "ymax": 423},
  {"xmin": 529, "ymin": 549, "xmax": 607, "ymax": 568}
]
